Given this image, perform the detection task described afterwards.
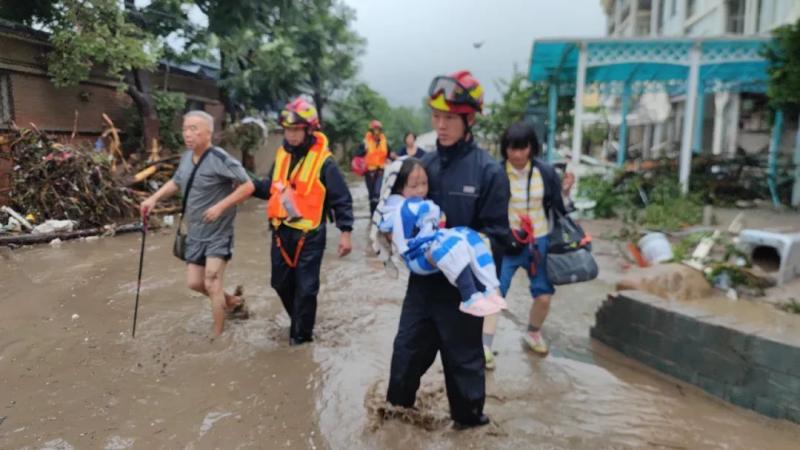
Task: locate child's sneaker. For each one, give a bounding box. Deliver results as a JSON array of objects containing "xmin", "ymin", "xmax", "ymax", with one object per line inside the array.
[
  {"xmin": 485, "ymin": 291, "xmax": 507, "ymax": 310},
  {"xmin": 459, "ymin": 293, "xmax": 501, "ymax": 317},
  {"xmin": 522, "ymin": 331, "xmax": 549, "ymax": 356},
  {"xmin": 484, "ymin": 345, "xmax": 496, "ymax": 370}
]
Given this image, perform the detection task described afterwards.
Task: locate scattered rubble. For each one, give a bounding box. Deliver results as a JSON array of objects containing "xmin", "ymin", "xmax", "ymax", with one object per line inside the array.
[
  {"xmin": 1, "ymin": 126, "xmax": 138, "ymax": 229},
  {"xmin": 0, "ymin": 120, "xmax": 179, "ymax": 246}
]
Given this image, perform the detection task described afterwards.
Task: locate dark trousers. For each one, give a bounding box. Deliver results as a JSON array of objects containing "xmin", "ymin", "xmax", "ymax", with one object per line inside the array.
[
  {"xmin": 365, "ymin": 169, "xmax": 383, "ymax": 216},
  {"xmin": 386, "ymin": 272, "xmax": 486, "ymax": 424},
  {"xmin": 270, "ymin": 225, "xmax": 326, "ymax": 341}
]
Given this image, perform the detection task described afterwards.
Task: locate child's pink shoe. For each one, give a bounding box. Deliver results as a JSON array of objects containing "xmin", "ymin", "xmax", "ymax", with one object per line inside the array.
[
  {"xmin": 485, "ymin": 291, "xmax": 507, "ymax": 310},
  {"xmin": 459, "ymin": 293, "xmax": 502, "ymax": 317}
]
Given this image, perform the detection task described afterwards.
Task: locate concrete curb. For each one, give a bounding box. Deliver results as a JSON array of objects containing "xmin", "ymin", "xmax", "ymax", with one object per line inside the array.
[{"xmin": 591, "ymin": 291, "xmax": 800, "ymax": 423}]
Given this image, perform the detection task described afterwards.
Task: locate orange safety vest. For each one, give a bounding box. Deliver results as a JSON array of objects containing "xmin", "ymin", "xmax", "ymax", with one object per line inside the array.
[
  {"xmin": 364, "ymin": 132, "xmax": 388, "ymax": 170},
  {"xmin": 267, "ymin": 131, "xmax": 332, "ymax": 231}
]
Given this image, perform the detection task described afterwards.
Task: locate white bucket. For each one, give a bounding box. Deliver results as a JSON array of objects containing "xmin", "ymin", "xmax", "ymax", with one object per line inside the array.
[{"xmin": 638, "ymin": 232, "xmax": 673, "ymax": 264}]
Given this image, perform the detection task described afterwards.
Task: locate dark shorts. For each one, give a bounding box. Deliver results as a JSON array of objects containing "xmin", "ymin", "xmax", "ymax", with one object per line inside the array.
[{"xmin": 185, "ymin": 235, "xmax": 233, "ymax": 266}]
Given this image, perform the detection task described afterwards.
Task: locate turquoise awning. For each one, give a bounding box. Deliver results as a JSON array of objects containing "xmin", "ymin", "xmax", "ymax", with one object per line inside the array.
[{"xmin": 529, "ymin": 37, "xmax": 771, "ymax": 94}]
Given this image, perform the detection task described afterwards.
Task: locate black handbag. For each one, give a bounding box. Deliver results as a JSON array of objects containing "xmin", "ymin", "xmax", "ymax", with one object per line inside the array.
[
  {"xmin": 546, "ymin": 209, "xmax": 598, "ymax": 285},
  {"xmin": 173, "ymin": 149, "xmax": 211, "ymax": 260}
]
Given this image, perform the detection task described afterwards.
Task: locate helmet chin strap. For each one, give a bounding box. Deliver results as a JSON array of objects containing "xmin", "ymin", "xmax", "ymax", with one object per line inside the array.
[{"xmin": 461, "ymin": 114, "xmax": 474, "ymax": 141}]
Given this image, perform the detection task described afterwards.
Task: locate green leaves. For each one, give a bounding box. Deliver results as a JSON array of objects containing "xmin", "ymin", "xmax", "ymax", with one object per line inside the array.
[
  {"xmin": 326, "ymin": 83, "xmax": 429, "ymax": 157},
  {"xmin": 765, "ymin": 19, "xmax": 800, "ymax": 113},
  {"xmin": 47, "ymin": 0, "xmax": 161, "ymax": 89},
  {"xmin": 474, "ymin": 72, "xmax": 545, "ymax": 148}
]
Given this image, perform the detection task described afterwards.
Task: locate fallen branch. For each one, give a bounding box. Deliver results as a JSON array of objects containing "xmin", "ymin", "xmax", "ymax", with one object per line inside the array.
[
  {"xmin": 0, "ymin": 206, "xmax": 33, "ymax": 230},
  {"xmin": 0, "ymin": 222, "xmax": 150, "ymax": 246}
]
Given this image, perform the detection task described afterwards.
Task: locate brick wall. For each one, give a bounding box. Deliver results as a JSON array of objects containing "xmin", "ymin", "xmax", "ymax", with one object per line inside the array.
[
  {"xmin": 10, "ymin": 73, "xmax": 131, "ymax": 133},
  {"xmin": 591, "ymin": 291, "xmax": 800, "ymax": 423},
  {"xmin": 0, "ymin": 30, "xmax": 223, "ymax": 135}
]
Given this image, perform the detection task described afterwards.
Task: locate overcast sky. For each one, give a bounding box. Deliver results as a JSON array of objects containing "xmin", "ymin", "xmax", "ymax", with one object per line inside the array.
[{"xmin": 342, "ymin": 0, "xmax": 606, "ymax": 107}]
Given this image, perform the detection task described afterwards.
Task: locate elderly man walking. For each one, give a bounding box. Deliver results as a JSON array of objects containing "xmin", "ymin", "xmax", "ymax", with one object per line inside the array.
[{"xmin": 140, "ymin": 110, "xmax": 255, "ymax": 336}]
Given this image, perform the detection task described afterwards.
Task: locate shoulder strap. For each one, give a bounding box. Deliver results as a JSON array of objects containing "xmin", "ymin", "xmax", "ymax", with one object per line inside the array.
[
  {"xmin": 177, "ymin": 148, "xmax": 213, "ymax": 227},
  {"xmin": 525, "ymin": 162, "xmax": 534, "ymax": 215}
]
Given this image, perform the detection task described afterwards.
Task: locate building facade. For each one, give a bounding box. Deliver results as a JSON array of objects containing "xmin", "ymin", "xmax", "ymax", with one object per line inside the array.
[
  {"xmin": 602, "ymin": 0, "xmax": 800, "ymax": 38},
  {"xmin": 598, "ymin": 0, "xmax": 798, "ymax": 165}
]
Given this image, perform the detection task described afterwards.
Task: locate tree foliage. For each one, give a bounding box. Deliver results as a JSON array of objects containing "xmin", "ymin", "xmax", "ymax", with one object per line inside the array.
[
  {"xmin": 196, "ymin": 0, "xmax": 297, "ymax": 117},
  {"xmin": 765, "ymin": 19, "xmax": 800, "ymax": 114},
  {"xmin": 325, "ymin": 83, "xmax": 430, "ymax": 158},
  {"xmin": 474, "ymin": 72, "xmax": 543, "ymax": 148},
  {"xmin": 0, "ymin": 0, "xmax": 202, "ymax": 149},
  {"xmin": 46, "ymin": 0, "xmax": 161, "ymax": 88},
  {"xmin": 0, "ymin": 0, "xmax": 56, "ymax": 26},
  {"xmin": 326, "ymin": 83, "xmax": 390, "ymax": 155},
  {"xmin": 196, "ymin": 0, "xmax": 364, "ymax": 121},
  {"xmin": 2, "ymin": 0, "xmax": 367, "ymax": 147},
  {"xmin": 381, "ymin": 105, "xmax": 429, "ymax": 148},
  {"xmin": 281, "ymin": 0, "xmax": 365, "ymax": 124}
]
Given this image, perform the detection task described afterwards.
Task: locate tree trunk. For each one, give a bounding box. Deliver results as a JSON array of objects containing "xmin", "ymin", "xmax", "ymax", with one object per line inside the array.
[
  {"xmin": 219, "ymin": 51, "xmax": 239, "ymax": 123},
  {"xmin": 313, "ymin": 91, "xmax": 325, "ymax": 127},
  {"xmin": 125, "ymin": 69, "xmax": 160, "ymax": 154}
]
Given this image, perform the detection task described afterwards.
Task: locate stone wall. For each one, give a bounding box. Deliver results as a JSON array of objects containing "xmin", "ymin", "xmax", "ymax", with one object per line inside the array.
[{"xmin": 591, "ymin": 291, "xmax": 800, "ymax": 423}]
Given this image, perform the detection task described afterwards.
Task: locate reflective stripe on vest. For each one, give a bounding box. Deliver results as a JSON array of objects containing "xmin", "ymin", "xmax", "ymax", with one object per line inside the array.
[
  {"xmin": 364, "ymin": 132, "xmax": 387, "ymax": 170},
  {"xmin": 267, "ymin": 131, "xmax": 331, "ymax": 231}
]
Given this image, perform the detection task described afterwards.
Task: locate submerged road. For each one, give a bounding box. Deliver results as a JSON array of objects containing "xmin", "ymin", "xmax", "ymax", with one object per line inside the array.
[{"xmin": 1, "ymin": 184, "xmax": 799, "ymax": 449}]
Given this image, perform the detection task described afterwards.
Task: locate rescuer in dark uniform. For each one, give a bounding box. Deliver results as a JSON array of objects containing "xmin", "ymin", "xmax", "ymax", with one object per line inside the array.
[
  {"xmin": 385, "ymin": 71, "xmax": 510, "ymax": 429},
  {"xmin": 253, "ymin": 98, "xmax": 353, "ymax": 345}
]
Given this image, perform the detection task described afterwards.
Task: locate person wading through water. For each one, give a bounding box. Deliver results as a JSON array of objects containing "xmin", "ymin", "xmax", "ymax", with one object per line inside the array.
[
  {"xmin": 356, "ymin": 119, "xmax": 390, "ymax": 217},
  {"xmin": 140, "ymin": 110, "xmax": 255, "ymax": 337},
  {"xmin": 481, "ymin": 121, "xmax": 574, "ymax": 368},
  {"xmin": 253, "ymin": 98, "xmax": 354, "ymax": 345},
  {"xmin": 385, "ymin": 70, "xmax": 510, "ymax": 429}
]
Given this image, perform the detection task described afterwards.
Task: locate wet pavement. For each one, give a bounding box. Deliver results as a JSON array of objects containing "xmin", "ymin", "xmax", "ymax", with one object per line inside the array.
[{"xmin": 2, "ymin": 185, "xmax": 800, "ymax": 449}]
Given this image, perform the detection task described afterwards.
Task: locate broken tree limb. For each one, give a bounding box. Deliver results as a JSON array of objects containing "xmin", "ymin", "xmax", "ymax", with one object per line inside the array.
[
  {"xmin": 0, "ymin": 222, "xmax": 151, "ymax": 246},
  {"xmin": 102, "ymin": 113, "xmax": 129, "ymax": 172},
  {"xmin": 0, "ymin": 206, "xmax": 34, "ymax": 231},
  {"xmin": 133, "ymin": 165, "xmax": 158, "ymax": 183}
]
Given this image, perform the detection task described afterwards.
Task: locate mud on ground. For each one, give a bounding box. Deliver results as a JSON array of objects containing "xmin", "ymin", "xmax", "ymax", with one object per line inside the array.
[{"xmin": 2, "ymin": 187, "xmax": 800, "ymax": 449}]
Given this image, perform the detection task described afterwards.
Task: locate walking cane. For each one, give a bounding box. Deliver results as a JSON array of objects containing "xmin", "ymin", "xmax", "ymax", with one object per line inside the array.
[{"xmin": 131, "ymin": 215, "xmax": 148, "ymax": 338}]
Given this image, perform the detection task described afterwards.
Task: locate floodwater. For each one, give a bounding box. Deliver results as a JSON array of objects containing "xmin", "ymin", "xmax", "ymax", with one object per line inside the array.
[{"xmin": 2, "ymin": 185, "xmax": 800, "ymax": 450}]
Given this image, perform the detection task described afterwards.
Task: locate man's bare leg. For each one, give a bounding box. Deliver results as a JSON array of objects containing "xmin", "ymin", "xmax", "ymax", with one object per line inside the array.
[
  {"xmin": 186, "ymin": 263, "xmax": 242, "ymax": 310},
  {"xmin": 204, "ymin": 257, "xmax": 229, "ymax": 336}
]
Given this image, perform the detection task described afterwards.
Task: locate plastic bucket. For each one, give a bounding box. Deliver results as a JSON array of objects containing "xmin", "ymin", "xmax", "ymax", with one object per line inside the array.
[{"xmin": 638, "ymin": 232, "xmax": 673, "ymax": 264}]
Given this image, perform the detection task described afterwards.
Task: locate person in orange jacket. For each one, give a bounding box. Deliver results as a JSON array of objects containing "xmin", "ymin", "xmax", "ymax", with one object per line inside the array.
[
  {"xmin": 355, "ymin": 120, "xmax": 390, "ymax": 216},
  {"xmin": 252, "ymin": 98, "xmax": 353, "ymax": 345}
]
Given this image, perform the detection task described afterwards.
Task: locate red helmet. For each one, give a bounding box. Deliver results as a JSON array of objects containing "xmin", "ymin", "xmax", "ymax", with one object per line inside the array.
[
  {"xmin": 369, "ymin": 119, "xmax": 383, "ymax": 130},
  {"xmin": 428, "ymin": 70, "xmax": 484, "ymax": 114},
  {"xmin": 280, "ymin": 97, "xmax": 319, "ymax": 129}
]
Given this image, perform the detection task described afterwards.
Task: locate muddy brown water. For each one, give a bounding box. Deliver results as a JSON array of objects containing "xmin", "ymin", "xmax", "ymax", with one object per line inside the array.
[{"xmin": 2, "ymin": 186, "xmax": 800, "ymax": 449}]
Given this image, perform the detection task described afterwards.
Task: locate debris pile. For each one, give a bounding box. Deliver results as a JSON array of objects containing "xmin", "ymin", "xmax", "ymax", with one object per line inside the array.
[{"xmin": 1, "ymin": 126, "xmax": 138, "ymax": 229}]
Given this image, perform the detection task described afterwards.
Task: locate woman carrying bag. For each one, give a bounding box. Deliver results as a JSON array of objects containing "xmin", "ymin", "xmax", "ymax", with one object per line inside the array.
[{"xmin": 482, "ymin": 121, "xmax": 577, "ymax": 367}]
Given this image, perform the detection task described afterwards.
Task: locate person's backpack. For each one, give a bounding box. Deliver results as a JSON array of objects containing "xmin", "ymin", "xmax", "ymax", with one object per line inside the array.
[{"xmin": 546, "ymin": 210, "xmax": 598, "ymax": 285}]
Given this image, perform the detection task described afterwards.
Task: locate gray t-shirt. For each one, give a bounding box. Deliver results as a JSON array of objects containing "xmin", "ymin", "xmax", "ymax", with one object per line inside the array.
[{"xmin": 172, "ymin": 147, "xmax": 250, "ymax": 242}]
